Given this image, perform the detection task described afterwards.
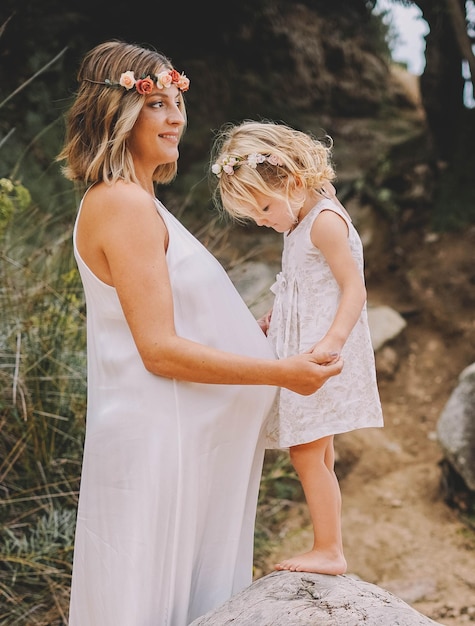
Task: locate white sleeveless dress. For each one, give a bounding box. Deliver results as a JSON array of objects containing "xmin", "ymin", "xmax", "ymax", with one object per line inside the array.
[
  {"xmin": 69, "ymin": 194, "xmax": 276, "ymax": 626},
  {"xmin": 265, "ymin": 198, "xmax": 384, "ymax": 449}
]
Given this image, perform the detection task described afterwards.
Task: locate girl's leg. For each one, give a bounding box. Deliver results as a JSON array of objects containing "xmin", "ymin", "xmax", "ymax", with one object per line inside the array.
[{"xmin": 275, "ymin": 435, "xmax": 347, "ymax": 574}]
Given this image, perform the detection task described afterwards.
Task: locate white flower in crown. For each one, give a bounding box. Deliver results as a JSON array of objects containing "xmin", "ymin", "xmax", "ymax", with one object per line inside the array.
[
  {"xmin": 247, "ymin": 153, "xmax": 266, "ymax": 168},
  {"xmin": 211, "ymin": 162, "xmax": 223, "ymax": 177}
]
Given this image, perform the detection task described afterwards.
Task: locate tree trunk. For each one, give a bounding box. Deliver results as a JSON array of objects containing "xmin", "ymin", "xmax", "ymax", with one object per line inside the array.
[
  {"xmin": 415, "ymin": 0, "xmax": 466, "ymax": 160},
  {"xmin": 445, "ymin": 0, "xmax": 475, "ymax": 91},
  {"xmin": 189, "ymin": 570, "xmax": 443, "ymax": 625}
]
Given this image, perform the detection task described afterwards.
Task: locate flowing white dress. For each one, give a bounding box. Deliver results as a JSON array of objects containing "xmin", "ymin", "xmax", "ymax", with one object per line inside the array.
[
  {"xmin": 265, "ymin": 198, "xmax": 384, "ymax": 449},
  {"xmin": 69, "ymin": 194, "xmax": 276, "ymax": 626}
]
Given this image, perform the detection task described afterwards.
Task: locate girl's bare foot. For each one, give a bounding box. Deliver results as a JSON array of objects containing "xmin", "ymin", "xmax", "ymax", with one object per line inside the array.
[{"xmin": 274, "ymin": 550, "xmax": 347, "ymax": 575}]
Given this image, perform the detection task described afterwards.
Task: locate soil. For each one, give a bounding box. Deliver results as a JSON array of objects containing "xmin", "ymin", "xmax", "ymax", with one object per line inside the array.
[{"xmin": 212, "ymin": 73, "xmax": 475, "ymax": 625}]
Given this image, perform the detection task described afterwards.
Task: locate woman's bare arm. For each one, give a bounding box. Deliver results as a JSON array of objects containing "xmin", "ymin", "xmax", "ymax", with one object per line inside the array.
[{"xmin": 76, "ymin": 182, "xmax": 343, "ymax": 395}]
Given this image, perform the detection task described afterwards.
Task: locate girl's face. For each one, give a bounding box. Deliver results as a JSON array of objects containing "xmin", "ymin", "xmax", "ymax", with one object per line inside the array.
[
  {"xmin": 246, "ymin": 191, "xmax": 300, "ymax": 233},
  {"xmin": 127, "ymin": 85, "xmax": 185, "ymax": 174}
]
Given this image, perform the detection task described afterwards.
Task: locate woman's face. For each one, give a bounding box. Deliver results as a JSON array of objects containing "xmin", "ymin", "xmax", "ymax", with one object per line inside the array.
[{"xmin": 127, "ymin": 85, "xmax": 185, "ymax": 174}]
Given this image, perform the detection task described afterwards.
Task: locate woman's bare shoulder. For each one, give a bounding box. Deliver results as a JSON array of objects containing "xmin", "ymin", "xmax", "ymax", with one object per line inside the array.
[
  {"xmin": 80, "ymin": 182, "xmax": 162, "ymax": 234},
  {"xmin": 78, "ymin": 181, "xmax": 165, "ymax": 250},
  {"xmin": 84, "ymin": 181, "xmax": 153, "ymax": 212}
]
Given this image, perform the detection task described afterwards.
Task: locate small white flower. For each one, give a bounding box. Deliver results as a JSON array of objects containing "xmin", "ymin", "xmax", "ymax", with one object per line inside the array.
[
  {"xmin": 247, "ymin": 153, "xmax": 265, "ymax": 168},
  {"xmin": 211, "ymin": 163, "xmax": 222, "ymax": 177}
]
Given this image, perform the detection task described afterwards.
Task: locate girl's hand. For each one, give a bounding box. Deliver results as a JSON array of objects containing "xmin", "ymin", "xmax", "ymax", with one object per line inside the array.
[
  {"xmin": 309, "ymin": 338, "xmax": 342, "ymax": 365},
  {"xmin": 257, "ymin": 309, "xmax": 273, "ymax": 335}
]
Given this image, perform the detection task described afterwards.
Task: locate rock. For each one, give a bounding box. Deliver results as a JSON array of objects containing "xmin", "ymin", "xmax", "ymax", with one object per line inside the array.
[
  {"xmin": 367, "ymin": 304, "xmax": 407, "ymax": 351},
  {"xmin": 375, "ymin": 344, "xmax": 400, "ymax": 377},
  {"xmin": 189, "ymin": 570, "xmax": 443, "ymax": 625},
  {"xmin": 437, "ymin": 362, "xmax": 475, "ymax": 491},
  {"xmin": 381, "ymin": 577, "xmax": 438, "ymax": 605},
  {"xmin": 229, "ymin": 261, "xmax": 278, "ymax": 318}
]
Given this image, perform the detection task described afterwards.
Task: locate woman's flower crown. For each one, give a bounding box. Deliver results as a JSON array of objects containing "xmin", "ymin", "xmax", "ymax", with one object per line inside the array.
[
  {"xmin": 85, "ymin": 69, "xmax": 190, "ymax": 95},
  {"xmin": 212, "ymin": 153, "xmax": 283, "ymax": 178}
]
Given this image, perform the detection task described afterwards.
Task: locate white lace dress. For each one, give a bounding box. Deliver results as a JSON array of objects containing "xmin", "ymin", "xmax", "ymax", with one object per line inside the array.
[
  {"xmin": 69, "ymin": 194, "xmax": 276, "ymax": 626},
  {"xmin": 265, "ymin": 198, "xmax": 384, "ymax": 449}
]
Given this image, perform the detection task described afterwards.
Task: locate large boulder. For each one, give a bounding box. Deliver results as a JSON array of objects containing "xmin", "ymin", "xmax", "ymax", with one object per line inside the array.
[{"xmin": 189, "ymin": 570, "xmax": 443, "ymax": 625}]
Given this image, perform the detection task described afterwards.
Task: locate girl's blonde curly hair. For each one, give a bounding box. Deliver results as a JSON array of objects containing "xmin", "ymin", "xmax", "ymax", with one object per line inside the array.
[{"xmin": 210, "ymin": 120, "xmax": 335, "ymax": 222}]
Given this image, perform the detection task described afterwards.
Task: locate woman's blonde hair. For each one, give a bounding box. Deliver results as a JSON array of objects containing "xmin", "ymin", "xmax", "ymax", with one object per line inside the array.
[
  {"xmin": 57, "ymin": 40, "xmax": 187, "ymax": 187},
  {"xmin": 210, "ymin": 120, "xmax": 335, "ymax": 222}
]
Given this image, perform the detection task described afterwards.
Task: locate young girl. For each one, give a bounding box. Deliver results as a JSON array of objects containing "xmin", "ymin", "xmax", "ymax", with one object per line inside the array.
[{"xmin": 211, "ymin": 120, "xmax": 384, "ymax": 576}]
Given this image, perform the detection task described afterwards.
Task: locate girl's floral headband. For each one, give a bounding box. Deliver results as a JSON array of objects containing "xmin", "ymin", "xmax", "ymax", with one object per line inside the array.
[
  {"xmin": 85, "ymin": 69, "xmax": 190, "ymax": 95},
  {"xmin": 212, "ymin": 153, "xmax": 283, "ymax": 178}
]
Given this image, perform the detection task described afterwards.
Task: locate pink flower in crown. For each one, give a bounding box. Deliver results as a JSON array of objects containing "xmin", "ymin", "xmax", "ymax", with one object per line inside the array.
[
  {"xmin": 119, "ymin": 71, "xmax": 136, "ymax": 90},
  {"xmin": 267, "ymin": 154, "xmax": 284, "ymax": 166},
  {"xmin": 222, "ymin": 156, "xmax": 240, "ymax": 175},
  {"xmin": 176, "ymin": 74, "xmax": 190, "ymax": 92},
  {"xmin": 135, "ymin": 76, "xmax": 155, "ymax": 94},
  {"xmin": 157, "ymin": 71, "xmax": 173, "ymax": 89}
]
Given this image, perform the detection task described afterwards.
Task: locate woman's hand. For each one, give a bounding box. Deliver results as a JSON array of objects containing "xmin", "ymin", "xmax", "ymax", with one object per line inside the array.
[{"xmin": 279, "ymin": 351, "xmax": 343, "ymax": 395}]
